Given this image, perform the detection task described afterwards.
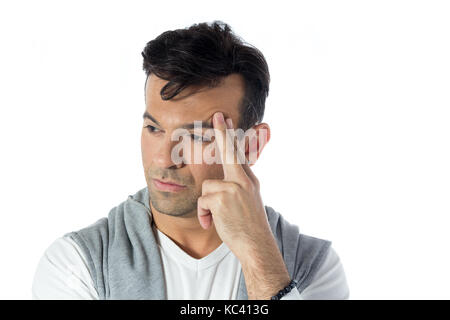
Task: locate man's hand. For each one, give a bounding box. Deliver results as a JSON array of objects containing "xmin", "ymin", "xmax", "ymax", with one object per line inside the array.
[
  {"xmin": 197, "ymin": 112, "xmax": 291, "ymax": 299},
  {"xmin": 197, "ymin": 111, "xmax": 269, "ymax": 257}
]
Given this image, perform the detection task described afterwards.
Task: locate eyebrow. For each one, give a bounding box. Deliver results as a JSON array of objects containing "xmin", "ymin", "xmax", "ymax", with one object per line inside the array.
[
  {"xmin": 143, "ymin": 111, "xmax": 214, "ymax": 129},
  {"xmin": 143, "ymin": 111, "xmax": 161, "ymax": 125}
]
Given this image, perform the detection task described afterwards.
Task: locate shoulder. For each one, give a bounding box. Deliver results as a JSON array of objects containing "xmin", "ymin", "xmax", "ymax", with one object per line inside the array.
[
  {"xmin": 58, "ymin": 187, "xmax": 152, "ymax": 298},
  {"xmin": 64, "ymin": 186, "xmax": 150, "ymax": 246},
  {"xmin": 32, "ymin": 236, "xmax": 99, "ymax": 299}
]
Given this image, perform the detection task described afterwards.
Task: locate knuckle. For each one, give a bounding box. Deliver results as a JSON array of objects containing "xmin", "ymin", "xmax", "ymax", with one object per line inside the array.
[
  {"xmin": 241, "ymin": 178, "xmax": 252, "ymax": 190},
  {"xmin": 202, "ymin": 179, "xmax": 216, "ymax": 191},
  {"xmin": 227, "ymin": 182, "xmax": 240, "ymax": 195},
  {"xmin": 218, "ymin": 192, "xmax": 227, "ymax": 204},
  {"xmin": 202, "ymin": 179, "xmax": 212, "ymax": 187}
]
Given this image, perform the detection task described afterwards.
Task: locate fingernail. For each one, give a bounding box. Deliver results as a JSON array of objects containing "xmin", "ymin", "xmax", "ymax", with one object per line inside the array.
[
  {"xmin": 215, "ymin": 112, "xmax": 224, "ymax": 124},
  {"xmin": 225, "ymin": 118, "xmax": 233, "ymax": 129}
]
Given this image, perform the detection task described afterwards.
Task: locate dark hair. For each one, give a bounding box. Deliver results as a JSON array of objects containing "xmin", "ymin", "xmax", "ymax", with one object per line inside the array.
[{"xmin": 141, "ymin": 21, "xmax": 270, "ymax": 131}]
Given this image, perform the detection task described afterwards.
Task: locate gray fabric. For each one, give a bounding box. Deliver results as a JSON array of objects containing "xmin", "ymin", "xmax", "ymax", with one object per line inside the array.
[{"xmin": 64, "ymin": 186, "xmax": 332, "ymax": 300}]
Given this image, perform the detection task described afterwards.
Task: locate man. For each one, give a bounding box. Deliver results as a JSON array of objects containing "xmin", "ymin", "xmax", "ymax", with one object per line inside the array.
[{"xmin": 32, "ymin": 21, "xmax": 349, "ymax": 300}]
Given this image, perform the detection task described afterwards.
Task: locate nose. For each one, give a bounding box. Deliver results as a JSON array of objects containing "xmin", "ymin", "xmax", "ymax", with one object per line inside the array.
[{"xmin": 153, "ymin": 137, "xmax": 185, "ymax": 169}]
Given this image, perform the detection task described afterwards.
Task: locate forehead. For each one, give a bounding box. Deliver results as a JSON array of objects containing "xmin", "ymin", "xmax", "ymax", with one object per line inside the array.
[{"xmin": 144, "ymin": 73, "xmax": 245, "ymax": 127}]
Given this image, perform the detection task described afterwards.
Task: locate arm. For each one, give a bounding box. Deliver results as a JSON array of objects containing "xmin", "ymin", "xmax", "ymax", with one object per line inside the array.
[{"xmin": 199, "ymin": 113, "xmax": 350, "ymax": 300}]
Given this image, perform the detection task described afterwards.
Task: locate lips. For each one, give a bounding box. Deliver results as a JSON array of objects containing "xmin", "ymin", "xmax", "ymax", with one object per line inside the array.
[
  {"xmin": 155, "ymin": 179, "xmax": 184, "ymax": 187},
  {"xmin": 152, "ymin": 178, "xmax": 186, "ymax": 192}
]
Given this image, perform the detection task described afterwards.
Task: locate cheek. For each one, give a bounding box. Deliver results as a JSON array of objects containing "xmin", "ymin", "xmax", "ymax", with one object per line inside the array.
[
  {"xmin": 141, "ymin": 131, "xmax": 154, "ymax": 164},
  {"xmin": 180, "ymin": 140, "xmax": 217, "ymax": 165},
  {"xmin": 141, "ymin": 133, "xmax": 220, "ymax": 168},
  {"xmin": 190, "ymin": 163, "xmax": 224, "ymax": 183}
]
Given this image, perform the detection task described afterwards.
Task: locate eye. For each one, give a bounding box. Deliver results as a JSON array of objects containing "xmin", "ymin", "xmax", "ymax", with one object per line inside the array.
[
  {"xmin": 191, "ymin": 134, "xmax": 212, "ymax": 143},
  {"xmin": 145, "ymin": 125, "xmax": 161, "ymax": 133}
]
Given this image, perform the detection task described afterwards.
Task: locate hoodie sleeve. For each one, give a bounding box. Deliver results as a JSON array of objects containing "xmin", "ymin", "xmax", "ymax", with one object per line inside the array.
[
  {"xmin": 31, "ymin": 236, "xmax": 99, "ymax": 300},
  {"xmin": 279, "ymin": 246, "xmax": 349, "ymax": 300},
  {"xmin": 298, "ymin": 246, "xmax": 350, "ymax": 299}
]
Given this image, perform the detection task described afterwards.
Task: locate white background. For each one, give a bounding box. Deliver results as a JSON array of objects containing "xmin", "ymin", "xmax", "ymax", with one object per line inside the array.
[{"xmin": 0, "ymin": 0, "xmax": 449, "ymax": 299}]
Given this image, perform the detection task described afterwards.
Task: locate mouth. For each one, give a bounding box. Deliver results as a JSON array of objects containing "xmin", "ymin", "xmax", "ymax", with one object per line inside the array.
[{"xmin": 152, "ymin": 178, "xmax": 187, "ymax": 192}]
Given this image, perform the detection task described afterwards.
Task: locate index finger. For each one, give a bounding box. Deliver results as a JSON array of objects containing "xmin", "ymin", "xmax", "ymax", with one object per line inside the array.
[{"xmin": 213, "ymin": 112, "xmax": 247, "ymax": 182}]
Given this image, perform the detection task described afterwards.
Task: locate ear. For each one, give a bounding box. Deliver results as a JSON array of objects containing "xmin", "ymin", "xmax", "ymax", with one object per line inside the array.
[{"xmin": 244, "ymin": 123, "xmax": 271, "ymax": 167}]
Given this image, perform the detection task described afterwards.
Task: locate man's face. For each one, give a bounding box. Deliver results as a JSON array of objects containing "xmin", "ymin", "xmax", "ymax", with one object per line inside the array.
[{"xmin": 141, "ymin": 73, "xmax": 245, "ymax": 218}]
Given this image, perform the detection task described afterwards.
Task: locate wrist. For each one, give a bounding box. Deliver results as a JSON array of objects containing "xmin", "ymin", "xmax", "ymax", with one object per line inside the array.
[
  {"xmin": 239, "ymin": 242, "xmax": 291, "ymax": 300},
  {"xmin": 270, "ymin": 279, "xmax": 298, "ymax": 300},
  {"xmin": 242, "ymin": 265, "xmax": 291, "ymax": 300}
]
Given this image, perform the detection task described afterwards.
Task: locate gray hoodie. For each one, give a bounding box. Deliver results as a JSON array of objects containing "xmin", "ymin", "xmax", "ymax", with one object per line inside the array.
[{"xmin": 64, "ymin": 186, "xmax": 332, "ymax": 299}]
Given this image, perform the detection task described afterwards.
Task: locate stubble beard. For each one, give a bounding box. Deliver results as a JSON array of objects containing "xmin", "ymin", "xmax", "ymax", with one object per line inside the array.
[{"xmin": 148, "ymin": 183, "xmax": 200, "ymax": 218}]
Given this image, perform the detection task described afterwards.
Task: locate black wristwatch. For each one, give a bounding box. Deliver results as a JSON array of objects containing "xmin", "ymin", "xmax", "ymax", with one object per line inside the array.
[{"xmin": 271, "ymin": 279, "xmax": 298, "ymax": 300}]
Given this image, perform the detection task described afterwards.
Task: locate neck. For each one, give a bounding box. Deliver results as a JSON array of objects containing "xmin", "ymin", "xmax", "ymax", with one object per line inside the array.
[{"xmin": 149, "ymin": 201, "xmax": 223, "ymax": 259}]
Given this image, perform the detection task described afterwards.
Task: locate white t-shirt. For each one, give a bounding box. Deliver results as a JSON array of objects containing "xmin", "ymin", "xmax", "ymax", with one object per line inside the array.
[{"xmin": 32, "ymin": 227, "xmax": 350, "ymax": 300}]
